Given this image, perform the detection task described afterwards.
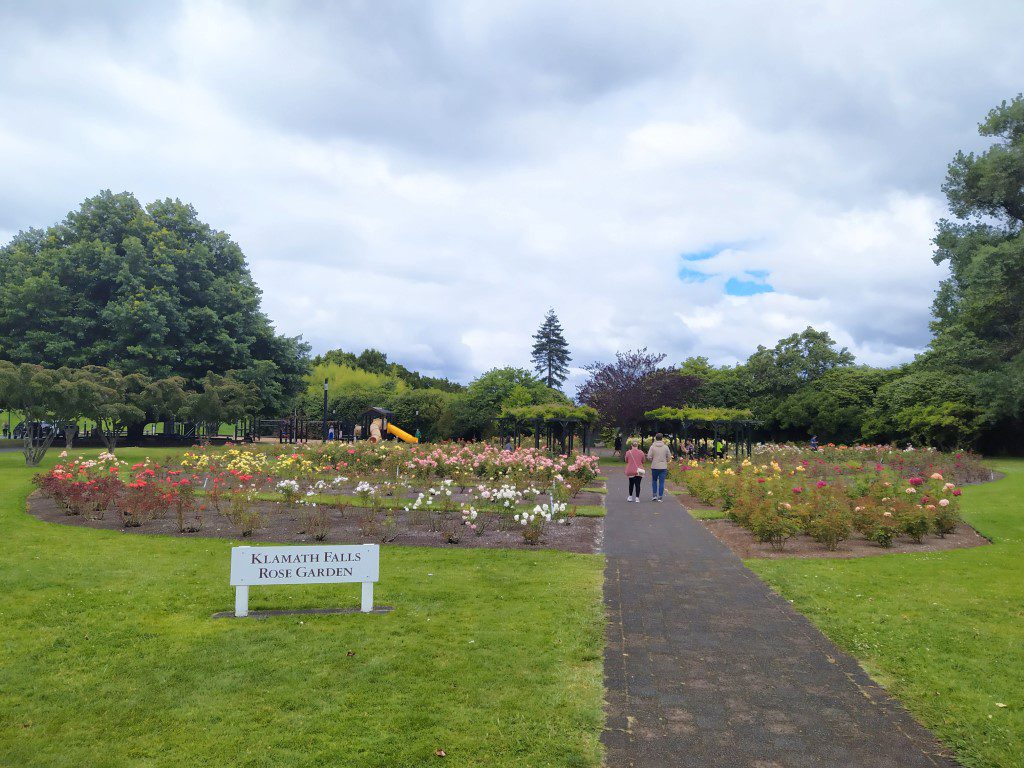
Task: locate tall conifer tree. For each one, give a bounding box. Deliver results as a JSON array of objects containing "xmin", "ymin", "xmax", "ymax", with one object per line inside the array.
[{"xmin": 531, "ymin": 309, "xmax": 571, "ymax": 389}]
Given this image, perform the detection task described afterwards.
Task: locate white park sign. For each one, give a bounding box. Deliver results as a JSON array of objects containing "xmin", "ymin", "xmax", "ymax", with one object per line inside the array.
[{"xmin": 230, "ymin": 544, "xmax": 380, "ymax": 617}]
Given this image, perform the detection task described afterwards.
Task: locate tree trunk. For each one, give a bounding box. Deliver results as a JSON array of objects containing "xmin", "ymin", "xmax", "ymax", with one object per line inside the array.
[
  {"xmin": 23, "ymin": 422, "xmax": 57, "ymax": 467},
  {"xmin": 100, "ymin": 420, "xmax": 117, "ymax": 453},
  {"xmin": 127, "ymin": 421, "xmax": 145, "ymax": 445}
]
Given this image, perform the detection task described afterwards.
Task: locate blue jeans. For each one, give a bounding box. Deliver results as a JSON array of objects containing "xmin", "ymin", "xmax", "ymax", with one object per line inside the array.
[{"xmin": 651, "ymin": 468, "xmax": 667, "ymax": 498}]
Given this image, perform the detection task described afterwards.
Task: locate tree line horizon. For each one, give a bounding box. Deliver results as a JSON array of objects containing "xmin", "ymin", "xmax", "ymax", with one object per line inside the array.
[{"xmin": 1, "ymin": 96, "xmax": 1021, "ymax": 453}]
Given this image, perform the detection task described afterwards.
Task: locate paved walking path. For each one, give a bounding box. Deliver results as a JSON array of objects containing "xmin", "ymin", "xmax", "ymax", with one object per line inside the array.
[{"xmin": 602, "ymin": 470, "xmax": 959, "ymax": 767}]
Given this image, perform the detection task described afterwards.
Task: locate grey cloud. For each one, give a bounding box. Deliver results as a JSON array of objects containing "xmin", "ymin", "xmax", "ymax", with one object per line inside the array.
[{"xmin": 2, "ymin": 0, "xmax": 1023, "ymax": 382}]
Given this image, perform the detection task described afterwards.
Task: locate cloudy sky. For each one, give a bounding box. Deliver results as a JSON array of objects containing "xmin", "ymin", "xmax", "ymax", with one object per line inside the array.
[{"xmin": 2, "ymin": 1, "xmax": 1022, "ymax": 388}]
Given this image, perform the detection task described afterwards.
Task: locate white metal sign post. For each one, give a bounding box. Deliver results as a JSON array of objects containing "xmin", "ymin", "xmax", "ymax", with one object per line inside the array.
[{"xmin": 229, "ymin": 544, "xmax": 380, "ymax": 617}]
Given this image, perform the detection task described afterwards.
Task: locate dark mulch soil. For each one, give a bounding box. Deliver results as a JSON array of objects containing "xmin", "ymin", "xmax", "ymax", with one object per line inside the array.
[
  {"xmin": 27, "ymin": 493, "xmax": 602, "ymax": 554},
  {"xmin": 701, "ymin": 517, "xmax": 990, "ymax": 560}
]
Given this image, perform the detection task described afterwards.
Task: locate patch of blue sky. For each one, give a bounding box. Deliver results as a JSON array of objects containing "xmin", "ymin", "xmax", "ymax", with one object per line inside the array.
[
  {"xmin": 725, "ymin": 276, "xmax": 774, "ymax": 296},
  {"xmin": 679, "ymin": 266, "xmax": 715, "ymax": 282},
  {"xmin": 680, "ymin": 242, "xmax": 748, "ymax": 261}
]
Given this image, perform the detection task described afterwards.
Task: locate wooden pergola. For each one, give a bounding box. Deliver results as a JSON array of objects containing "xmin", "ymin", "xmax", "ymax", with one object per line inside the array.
[
  {"xmin": 497, "ymin": 405, "xmax": 598, "ymax": 456},
  {"xmin": 642, "ymin": 407, "xmax": 759, "ymax": 459}
]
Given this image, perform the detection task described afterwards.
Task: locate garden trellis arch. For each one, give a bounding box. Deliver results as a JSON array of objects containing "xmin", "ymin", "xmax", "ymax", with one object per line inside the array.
[
  {"xmin": 643, "ymin": 406, "xmax": 759, "ymax": 458},
  {"xmin": 497, "ymin": 404, "xmax": 599, "ymax": 456}
]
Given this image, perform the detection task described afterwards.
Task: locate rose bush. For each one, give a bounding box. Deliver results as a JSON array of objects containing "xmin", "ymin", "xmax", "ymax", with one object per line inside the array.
[
  {"xmin": 33, "ymin": 441, "xmax": 600, "ymax": 547},
  {"xmin": 673, "ymin": 445, "xmax": 968, "ymax": 551}
]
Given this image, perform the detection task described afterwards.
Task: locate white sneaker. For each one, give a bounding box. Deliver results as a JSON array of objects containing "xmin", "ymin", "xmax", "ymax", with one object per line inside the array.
[
  {"xmin": 634, "ymin": 498, "xmax": 641, "ymax": 503},
  {"xmin": 627, "ymin": 495, "xmax": 634, "ymax": 502}
]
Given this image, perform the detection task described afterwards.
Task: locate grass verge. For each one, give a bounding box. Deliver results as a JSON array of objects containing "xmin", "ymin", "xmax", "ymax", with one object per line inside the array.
[
  {"xmin": 678, "ymin": 503, "xmax": 726, "ymax": 520},
  {"xmin": 0, "ymin": 447, "xmax": 605, "ymax": 768},
  {"xmin": 749, "ymin": 458, "xmax": 1024, "ymax": 768}
]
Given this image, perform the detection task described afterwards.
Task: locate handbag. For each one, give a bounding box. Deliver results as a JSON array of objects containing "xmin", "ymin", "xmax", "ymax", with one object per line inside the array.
[{"xmin": 637, "ymin": 468, "xmax": 645, "ymax": 476}]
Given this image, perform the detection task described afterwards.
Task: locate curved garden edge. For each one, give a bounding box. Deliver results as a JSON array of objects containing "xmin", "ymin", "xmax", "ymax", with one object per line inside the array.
[
  {"xmin": 699, "ymin": 515, "xmax": 990, "ymax": 560},
  {"xmin": 24, "ymin": 491, "xmax": 604, "ymax": 554}
]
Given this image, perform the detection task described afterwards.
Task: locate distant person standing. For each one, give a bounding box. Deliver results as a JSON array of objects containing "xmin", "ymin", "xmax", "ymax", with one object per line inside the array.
[
  {"xmin": 327, "ymin": 425, "xmax": 335, "ymax": 441},
  {"xmin": 613, "ymin": 432, "xmax": 623, "ymax": 456},
  {"xmin": 624, "ymin": 440, "xmax": 646, "ymax": 503},
  {"xmin": 647, "ymin": 433, "xmax": 673, "ymax": 502}
]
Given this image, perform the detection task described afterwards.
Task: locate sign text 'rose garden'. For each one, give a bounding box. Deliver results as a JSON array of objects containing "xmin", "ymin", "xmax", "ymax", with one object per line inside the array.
[{"xmin": 229, "ymin": 544, "xmax": 380, "ymax": 617}]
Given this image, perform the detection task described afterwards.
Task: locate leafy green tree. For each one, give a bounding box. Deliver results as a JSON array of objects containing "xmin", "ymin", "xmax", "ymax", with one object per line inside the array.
[
  {"xmin": 142, "ymin": 376, "xmax": 189, "ymax": 433},
  {"xmin": 893, "ymin": 401, "xmax": 987, "ymax": 451},
  {"xmin": 679, "ymin": 356, "xmax": 748, "ymax": 409},
  {"xmin": 923, "ymin": 95, "xmax": 1024, "ymax": 448},
  {"xmin": 468, "ymin": 367, "xmax": 565, "ymax": 411},
  {"xmin": 355, "ymin": 349, "xmax": 390, "ymax": 374},
  {"xmin": 387, "ymin": 389, "xmax": 453, "ymax": 441},
  {"xmin": 776, "ymin": 367, "xmax": 892, "ymax": 443},
  {"xmin": 447, "ymin": 367, "xmax": 566, "ymax": 439},
  {"xmin": 505, "ymin": 384, "xmax": 535, "ymax": 409},
  {"xmin": 0, "ymin": 191, "xmax": 309, "ymax": 422},
  {"xmin": 76, "ymin": 366, "xmax": 149, "ymax": 453},
  {"xmin": 308, "ymin": 363, "xmax": 405, "ymax": 401},
  {"xmin": 311, "ymin": 348, "xmax": 463, "ymax": 392},
  {"xmin": 531, "ymin": 309, "xmax": 572, "ymax": 389},
  {"xmin": 0, "ymin": 361, "xmax": 62, "ymax": 465},
  {"xmin": 861, "ymin": 370, "xmax": 985, "ymax": 447},
  {"xmin": 185, "ymin": 372, "xmax": 259, "ymax": 442},
  {"xmin": 744, "ymin": 327, "xmax": 855, "ymax": 434},
  {"xmin": 51, "ymin": 367, "xmax": 93, "ymax": 448}
]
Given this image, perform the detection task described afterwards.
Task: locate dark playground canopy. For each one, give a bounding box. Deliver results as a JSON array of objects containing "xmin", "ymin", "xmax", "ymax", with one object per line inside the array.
[
  {"xmin": 359, "ymin": 407, "xmax": 394, "ymax": 422},
  {"xmin": 643, "ymin": 406, "xmax": 759, "ymax": 458}
]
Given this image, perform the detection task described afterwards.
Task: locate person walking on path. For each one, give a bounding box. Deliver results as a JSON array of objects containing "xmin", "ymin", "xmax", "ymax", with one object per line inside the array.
[
  {"xmin": 647, "ymin": 432, "xmax": 672, "ymax": 501},
  {"xmin": 623, "ymin": 440, "xmax": 646, "ymax": 503},
  {"xmin": 613, "ymin": 432, "xmax": 623, "ymax": 456}
]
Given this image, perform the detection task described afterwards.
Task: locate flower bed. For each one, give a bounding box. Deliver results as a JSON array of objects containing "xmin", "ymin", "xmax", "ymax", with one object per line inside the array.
[
  {"xmin": 32, "ymin": 443, "xmax": 602, "ymax": 548},
  {"xmin": 671, "ymin": 445, "xmax": 985, "ymax": 552}
]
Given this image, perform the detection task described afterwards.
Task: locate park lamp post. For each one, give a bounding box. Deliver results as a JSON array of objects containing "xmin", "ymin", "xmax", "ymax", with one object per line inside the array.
[{"xmin": 322, "ymin": 377, "xmax": 329, "ymax": 442}]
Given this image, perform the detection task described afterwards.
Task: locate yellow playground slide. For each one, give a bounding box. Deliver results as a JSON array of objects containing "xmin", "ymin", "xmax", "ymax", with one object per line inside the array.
[{"xmin": 386, "ymin": 422, "xmax": 419, "ymax": 443}]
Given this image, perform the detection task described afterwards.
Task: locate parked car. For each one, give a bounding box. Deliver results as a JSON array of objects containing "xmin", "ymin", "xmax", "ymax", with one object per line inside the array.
[{"xmin": 12, "ymin": 421, "xmax": 63, "ymax": 440}]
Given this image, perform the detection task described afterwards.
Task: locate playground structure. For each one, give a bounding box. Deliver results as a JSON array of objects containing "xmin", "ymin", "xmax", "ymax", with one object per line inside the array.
[
  {"xmin": 252, "ymin": 408, "xmax": 418, "ymax": 445},
  {"xmin": 360, "ymin": 407, "xmax": 419, "ymax": 444}
]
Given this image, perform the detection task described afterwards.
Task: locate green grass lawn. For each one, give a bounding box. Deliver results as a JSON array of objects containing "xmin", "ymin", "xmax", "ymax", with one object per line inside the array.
[
  {"xmin": 678, "ymin": 505, "xmax": 726, "ymax": 520},
  {"xmin": 750, "ymin": 458, "xmax": 1024, "ymax": 768},
  {"xmin": 0, "ymin": 447, "xmax": 605, "ymax": 768}
]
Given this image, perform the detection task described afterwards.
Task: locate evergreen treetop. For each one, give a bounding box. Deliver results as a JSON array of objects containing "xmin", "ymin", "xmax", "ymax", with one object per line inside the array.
[{"xmin": 531, "ymin": 308, "xmax": 571, "ymax": 389}]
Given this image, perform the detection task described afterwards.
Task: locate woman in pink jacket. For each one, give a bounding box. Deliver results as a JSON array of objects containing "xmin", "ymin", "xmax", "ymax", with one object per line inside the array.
[{"xmin": 624, "ymin": 440, "xmax": 646, "ymax": 503}]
